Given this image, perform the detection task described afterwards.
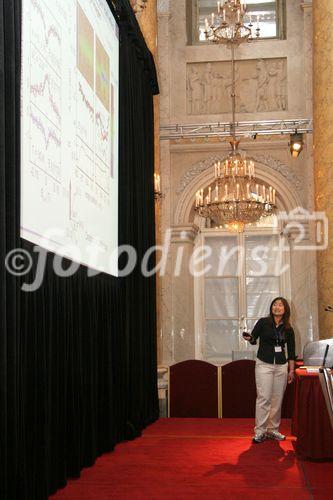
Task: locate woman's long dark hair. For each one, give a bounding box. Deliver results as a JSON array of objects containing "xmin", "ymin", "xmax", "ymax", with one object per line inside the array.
[{"xmin": 269, "ymin": 297, "xmax": 291, "ymax": 329}]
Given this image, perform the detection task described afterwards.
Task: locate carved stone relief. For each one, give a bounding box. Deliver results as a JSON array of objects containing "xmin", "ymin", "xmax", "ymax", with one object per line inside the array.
[{"xmin": 187, "ymin": 58, "xmax": 287, "ymax": 115}]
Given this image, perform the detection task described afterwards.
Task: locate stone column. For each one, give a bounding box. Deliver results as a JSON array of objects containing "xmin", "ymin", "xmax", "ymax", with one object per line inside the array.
[
  {"xmin": 167, "ymin": 224, "xmax": 199, "ymax": 363},
  {"xmin": 134, "ymin": 1, "xmax": 157, "ymax": 53},
  {"xmin": 313, "ymin": 0, "xmax": 333, "ymax": 339}
]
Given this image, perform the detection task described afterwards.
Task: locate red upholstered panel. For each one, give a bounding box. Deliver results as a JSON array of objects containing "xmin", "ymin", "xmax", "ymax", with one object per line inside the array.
[
  {"xmin": 222, "ymin": 360, "xmax": 295, "ymax": 418},
  {"xmin": 281, "ymin": 380, "xmax": 295, "ymax": 418},
  {"xmin": 170, "ymin": 360, "xmax": 218, "ymax": 417},
  {"xmin": 222, "ymin": 360, "xmax": 256, "ymax": 417},
  {"xmin": 293, "ymin": 369, "xmax": 333, "ymax": 459},
  {"xmin": 281, "ymin": 360, "xmax": 303, "ymax": 418}
]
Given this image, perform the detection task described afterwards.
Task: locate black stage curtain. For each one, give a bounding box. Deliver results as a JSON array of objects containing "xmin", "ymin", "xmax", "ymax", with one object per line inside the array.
[
  {"xmin": 0, "ymin": 1, "xmax": 159, "ymax": 498},
  {"xmin": 0, "ymin": 1, "xmax": 22, "ymax": 499}
]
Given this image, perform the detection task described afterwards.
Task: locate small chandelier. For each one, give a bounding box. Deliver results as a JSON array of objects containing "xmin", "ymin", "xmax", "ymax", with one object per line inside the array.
[
  {"xmin": 204, "ymin": 1, "xmax": 260, "ymax": 45},
  {"xmin": 195, "ymin": 0, "xmax": 276, "ymax": 232}
]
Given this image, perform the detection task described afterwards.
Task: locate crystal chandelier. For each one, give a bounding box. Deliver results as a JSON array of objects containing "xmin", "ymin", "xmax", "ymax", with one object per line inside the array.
[
  {"xmin": 195, "ymin": 141, "xmax": 276, "ymax": 232},
  {"xmin": 195, "ymin": 0, "xmax": 276, "ymax": 232},
  {"xmin": 204, "ymin": 0, "xmax": 260, "ymax": 45}
]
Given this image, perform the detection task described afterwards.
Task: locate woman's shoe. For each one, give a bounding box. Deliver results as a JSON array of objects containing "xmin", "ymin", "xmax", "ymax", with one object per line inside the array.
[
  {"xmin": 252, "ymin": 433, "xmax": 266, "ymax": 443},
  {"xmin": 266, "ymin": 430, "xmax": 286, "ymax": 441}
]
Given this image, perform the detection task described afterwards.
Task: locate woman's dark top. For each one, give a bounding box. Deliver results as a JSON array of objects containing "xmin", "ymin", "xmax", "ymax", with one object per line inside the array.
[{"xmin": 250, "ymin": 316, "xmax": 296, "ymax": 365}]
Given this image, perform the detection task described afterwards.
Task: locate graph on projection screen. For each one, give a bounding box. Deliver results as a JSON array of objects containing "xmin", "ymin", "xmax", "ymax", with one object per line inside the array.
[{"xmin": 21, "ymin": 0, "xmax": 119, "ymax": 276}]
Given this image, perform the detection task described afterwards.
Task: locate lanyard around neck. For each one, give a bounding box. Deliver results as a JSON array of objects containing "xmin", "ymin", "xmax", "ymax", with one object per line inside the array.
[{"xmin": 273, "ymin": 322, "xmax": 284, "ymax": 345}]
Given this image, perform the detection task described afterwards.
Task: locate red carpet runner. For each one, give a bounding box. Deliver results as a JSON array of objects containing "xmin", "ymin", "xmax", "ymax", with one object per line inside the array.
[{"xmin": 51, "ymin": 419, "xmax": 333, "ymax": 499}]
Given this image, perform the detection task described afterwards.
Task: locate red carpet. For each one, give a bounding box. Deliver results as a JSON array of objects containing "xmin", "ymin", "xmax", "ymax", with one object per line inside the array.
[{"xmin": 51, "ymin": 419, "xmax": 333, "ymax": 499}]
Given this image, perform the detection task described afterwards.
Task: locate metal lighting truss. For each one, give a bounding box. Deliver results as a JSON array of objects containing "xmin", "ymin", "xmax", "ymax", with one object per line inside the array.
[{"xmin": 160, "ymin": 118, "xmax": 313, "ymax": 141}]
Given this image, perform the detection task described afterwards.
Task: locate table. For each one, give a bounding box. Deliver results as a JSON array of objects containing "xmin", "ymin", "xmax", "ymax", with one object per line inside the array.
[{"xmin": 292, "ymin": 368, "xmax": 333, "ymax": 460}]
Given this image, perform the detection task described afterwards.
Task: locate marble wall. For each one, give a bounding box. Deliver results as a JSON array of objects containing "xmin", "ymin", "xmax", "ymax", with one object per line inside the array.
[
  {"xmin": 157, "ymin": 0, "xmax": 318, "ymax": 365},
  {"xmin": 160, "ymin": 0, "xmax": 307, "ymax": 125}
]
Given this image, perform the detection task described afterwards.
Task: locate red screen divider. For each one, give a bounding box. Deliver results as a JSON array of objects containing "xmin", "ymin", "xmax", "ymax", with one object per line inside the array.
[
  {"xmin": 169, "ymin": 360, "xmax": 218, "ymax": 417},
  {"xmin": 169, "ymin": 359, "xmax": 295, "ymax": 418}
]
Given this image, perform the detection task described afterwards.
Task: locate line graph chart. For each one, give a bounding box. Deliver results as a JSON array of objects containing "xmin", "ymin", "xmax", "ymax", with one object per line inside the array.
[
  {"xmin": 95, "ymin": 111, "xmax": 110, "ymax": 142},
  {"xmin": 31, "ymin": 0, "xmax": 61, "ymax": 76},
  {"xmin": 31, "ymin": 0, "xmax": 61, "ymax": 45},
  {"xmin": 78, "ymin": 80, "xmax": 94, "ymax": 119},
  {"xmin": 30, "ymin": 108, "xmax": 61, "ymax": 150},
  {"xmin": 95, "ymin": 158, "xmax": 110, "ymax": 193},
  {"xmin": 76, "ymin": 137, "xmax": 95, "ymax": 179},
  {"xmin": 95, "ymin": 97, "xmax": 111, "ymax": 171},
  {"xmin": 30, "ymin": 45, "xmax": 61, "ymax": 128},
  {"xmin": 30, "ymin": 105, "xmax": 61, "ymax": 181},
  {"xmin": 77, "ymin": 73, "xmax": 95, "ymax": 150}
]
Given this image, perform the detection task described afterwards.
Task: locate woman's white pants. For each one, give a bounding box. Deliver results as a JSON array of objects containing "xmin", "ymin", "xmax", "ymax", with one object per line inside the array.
[{"xmin": 255, "ymin": 358, "xmax": 288, "ymax": 434}]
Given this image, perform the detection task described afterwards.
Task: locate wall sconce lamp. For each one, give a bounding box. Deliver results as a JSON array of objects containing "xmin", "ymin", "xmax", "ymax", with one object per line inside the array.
[
  {"xmin": 154, "ymin": 173, "xmax": 162, "ymax": 201},
  {"xmin": 289, "ymin": 132, "xmax": 303, "ymax": 158}
]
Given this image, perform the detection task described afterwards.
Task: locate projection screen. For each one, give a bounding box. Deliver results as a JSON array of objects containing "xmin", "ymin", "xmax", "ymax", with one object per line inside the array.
[{"xmin": 21, "ymin": 0, "xmax": 119, "ymax": 276}]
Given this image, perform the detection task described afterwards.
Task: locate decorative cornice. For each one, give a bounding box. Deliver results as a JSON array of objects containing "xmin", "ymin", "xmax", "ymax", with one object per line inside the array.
[
  {"xmin": 170, "ymin": 224, "xmax": 199, "ymax": 243},
  {"xmin": 300, "ymin": 1, "xmax": 312, "ymax": 11},
  {"xmin": 176, "ymin": 157, "xmax": 219, "ymax": 195},
  {"xmin": 253, "ymin": 154, "xmax": 302, "ymax": 190},
  {"xmin": 176, "ymin": 154, "xmax": 302, "ymax": 194}
]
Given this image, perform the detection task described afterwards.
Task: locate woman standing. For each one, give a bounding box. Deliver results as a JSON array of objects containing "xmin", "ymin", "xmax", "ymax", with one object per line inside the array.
[{"xmin": 243, "ymin": 297, "xmax": 296, "ymax": 443}]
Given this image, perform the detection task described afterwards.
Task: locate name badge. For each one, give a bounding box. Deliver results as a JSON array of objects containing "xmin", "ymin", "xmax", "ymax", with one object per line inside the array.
[{"xmin": 275, "ymin": 346, "xmax": 282, "ymax": 353}]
